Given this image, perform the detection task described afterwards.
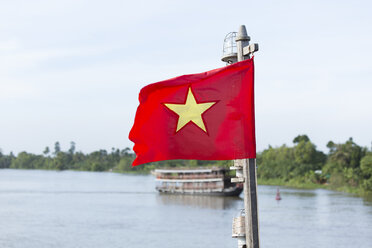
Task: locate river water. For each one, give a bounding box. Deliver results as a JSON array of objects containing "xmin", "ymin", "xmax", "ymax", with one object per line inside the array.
[{"xmin": 0, "ymin": 169, "xmax": 371, "ymax": 248}]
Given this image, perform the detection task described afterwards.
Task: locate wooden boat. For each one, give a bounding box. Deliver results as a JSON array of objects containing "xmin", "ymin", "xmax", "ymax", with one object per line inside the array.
[{"xmin": 154, "ymin": 167, "xmax": 243, "ymax": 196}]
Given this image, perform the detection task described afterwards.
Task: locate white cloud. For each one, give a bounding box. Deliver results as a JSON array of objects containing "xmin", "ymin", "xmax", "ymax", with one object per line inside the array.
[{"xmin": 0, "ymin": 80, "xmax": 40, "ymax": 100}]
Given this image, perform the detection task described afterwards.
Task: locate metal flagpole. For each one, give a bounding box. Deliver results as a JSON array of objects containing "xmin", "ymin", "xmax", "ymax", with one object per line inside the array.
[{"xmin": 228, "ymin": 25, "xmax": 259, "ymax": 248}]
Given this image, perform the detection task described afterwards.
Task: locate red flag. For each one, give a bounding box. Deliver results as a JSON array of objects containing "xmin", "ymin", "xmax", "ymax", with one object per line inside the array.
[{"xmin": 129, "ymin": 58, "xmax": 256, "ymax": 166}]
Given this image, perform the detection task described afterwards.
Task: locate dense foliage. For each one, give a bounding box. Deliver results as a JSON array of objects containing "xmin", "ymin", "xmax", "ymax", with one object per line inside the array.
[
  {"xmin": 0, "ymin": 142, "xmax": 134, "ymax": 172},
  {"xmin": 0, "ymin": 142, "xmax": 230, "ymax": 174},
  {"xmin": 1, "ymin": 135, "xmax": 371, "ymax": 194},
  {"xmin": 257, "ymin": 135, "xmax": 372, "ymax": 194}
]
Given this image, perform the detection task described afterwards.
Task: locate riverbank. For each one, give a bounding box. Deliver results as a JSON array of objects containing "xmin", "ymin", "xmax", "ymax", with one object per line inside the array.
[
  {"xmin": 257, "ymin": 178, "xmax": 372, "ymax": 198},
  {"xmin": 2, "ymin": 167, "xmax": 371, "ymax": 198},
  {"xmin": 2, "ymin": 135, "xmax": 371, "ymax": 197},
  {"xmin": 120, "ymin": 169, "xmax": 372, "ymax": 198}
]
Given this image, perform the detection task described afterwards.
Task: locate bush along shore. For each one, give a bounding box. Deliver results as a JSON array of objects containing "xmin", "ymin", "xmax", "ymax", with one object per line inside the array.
[
  {"xmin": 256, "ymin": 135, "xmax": 372, "ymax": 196},
  {"xmin": 1, "ymin": 135, "xmax": 372, "ymax": 196}
]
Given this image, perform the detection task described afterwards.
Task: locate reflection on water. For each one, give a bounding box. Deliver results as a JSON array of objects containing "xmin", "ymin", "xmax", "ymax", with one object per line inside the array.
[
  {"xmin": 259, "ymin": 186, "xmax": 372, "ymax": 248},
  {"xmin": 362, "ymin": 194, "xmax": 372, "ymax": 207},
  {"xmin": 156, "ymin": 194, "xmax": 242, "ymax": 209},
  {"xmin": 279, "ymin": 188, "xmax": 317, "ymax": 198}
]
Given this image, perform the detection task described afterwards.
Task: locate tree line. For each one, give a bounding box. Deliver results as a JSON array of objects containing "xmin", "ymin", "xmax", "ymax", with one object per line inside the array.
[
  {"xmin": 0, "ymin": 142, "xmax": 134, "ymax": 173},
  {"xmin": 0, "ymin": 141, "xmax": 229, "ymax": 174},
  {"xmin": 0, "ymin": 135, "xmax": 371, "ymax": 193},
  {"xmin": 256, "ymin": 135, "xmax": 372, "ymax": 194}
]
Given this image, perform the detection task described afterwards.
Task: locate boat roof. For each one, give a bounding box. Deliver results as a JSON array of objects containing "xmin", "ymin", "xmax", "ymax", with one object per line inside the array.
[
  {"xmin": 155, "ymin": 178, "xmax": 224, "ymax": 182},
  {"xmin": 154, "ymin": 167, "xmax": 225, "ymax": 174}
]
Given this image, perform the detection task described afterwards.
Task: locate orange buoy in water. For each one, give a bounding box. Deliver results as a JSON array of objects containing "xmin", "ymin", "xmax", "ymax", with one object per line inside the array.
[{"xmin": 275, "ymin": 187, "xmax": 282, "ymax": 201}]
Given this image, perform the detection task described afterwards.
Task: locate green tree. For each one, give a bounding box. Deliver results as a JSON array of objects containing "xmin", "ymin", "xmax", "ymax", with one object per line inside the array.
[
  {"xmin": 257, "ymin": 135, "xmax": 326, "ymax": 183},
  {"xmin": 257, "ymin": 145, "xmax": 296, "ymax": 181},
  {"xmin": 324, "ymin": 138, "xmax": 366, "ymax": 173},
  {"xmin": 326, "ymin": 141, "xmax": 336, "ymax": 153},
  {"xmin": 293, "ymin": 139, "xmax": 326, "ymax": 176},
  {"xmin": 69, "ymin": 141, "xmax": 76, "ymax": 155},
  {"xmin": 293, "ymin": 135, "xmax": 310, "ymax": 144},
  {"xmin": 53, "ymin": 152, "xmax": 69, "ymax": 170},
  {"xmin": 360, "ymin": 153, "xmax": 372, "ymax": 191},
  {"xmin": 323, "ymin": 138, "xmax": 367, "ymax": 188},
  {"xmin": 43, "ymin": 147, "xmax": 50, "ymax": 156},
  {"xmin": 0, "ymin": 149, "xmax": 12, "ymax": 168},
  {"xmin": 10, "ymin": 152, "xmax": 46, "ymax": 169},
  {"xmin": 54, "ymin": 142, "xmax": 61, "ymax": 155},
  {"xmin": 116, "ymin": 156, "xmax": 134, "ymax": 172}
]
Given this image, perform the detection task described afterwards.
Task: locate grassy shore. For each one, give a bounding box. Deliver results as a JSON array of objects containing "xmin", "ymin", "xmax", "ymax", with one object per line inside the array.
[
  {"xmin": 257, "ymin": 178, "xmax": 372, "ymax": 198},
  {"xmin": 257, "ymin": 178, "xmax": 325, "ymax": 190}
]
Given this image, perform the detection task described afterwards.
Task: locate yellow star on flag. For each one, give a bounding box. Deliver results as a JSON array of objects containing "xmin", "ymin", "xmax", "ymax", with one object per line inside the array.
[{"xmin": 164, "ymin": 87, "xmax": 216, "ymax": 133}]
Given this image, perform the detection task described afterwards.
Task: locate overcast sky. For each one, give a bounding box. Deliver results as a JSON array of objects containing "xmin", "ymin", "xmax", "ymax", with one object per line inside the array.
[{"xmin": 1, "ymin": 0, "xmax": 371, "ymax": 155}]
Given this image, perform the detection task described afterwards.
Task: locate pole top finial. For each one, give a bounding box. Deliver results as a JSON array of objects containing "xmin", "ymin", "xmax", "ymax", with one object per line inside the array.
[{"xmin": 236, "ymin": 25, "xmax": 250, "ymax": 42}]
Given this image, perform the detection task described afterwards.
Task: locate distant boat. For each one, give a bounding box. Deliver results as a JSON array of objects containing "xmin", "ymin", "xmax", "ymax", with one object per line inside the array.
[
  {"xmin": 153, "ymin": 167, "xmax": 243, "ymax": 196},
  {"xmin": 275, "ymin": 187, "xmax": 282, "ymax": 201}
]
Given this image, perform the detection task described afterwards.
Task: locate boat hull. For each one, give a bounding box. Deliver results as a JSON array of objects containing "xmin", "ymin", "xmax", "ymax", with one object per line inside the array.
[{"xmin": 156, "ymin": 186, "xmax": 243, "ymax": 197}]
